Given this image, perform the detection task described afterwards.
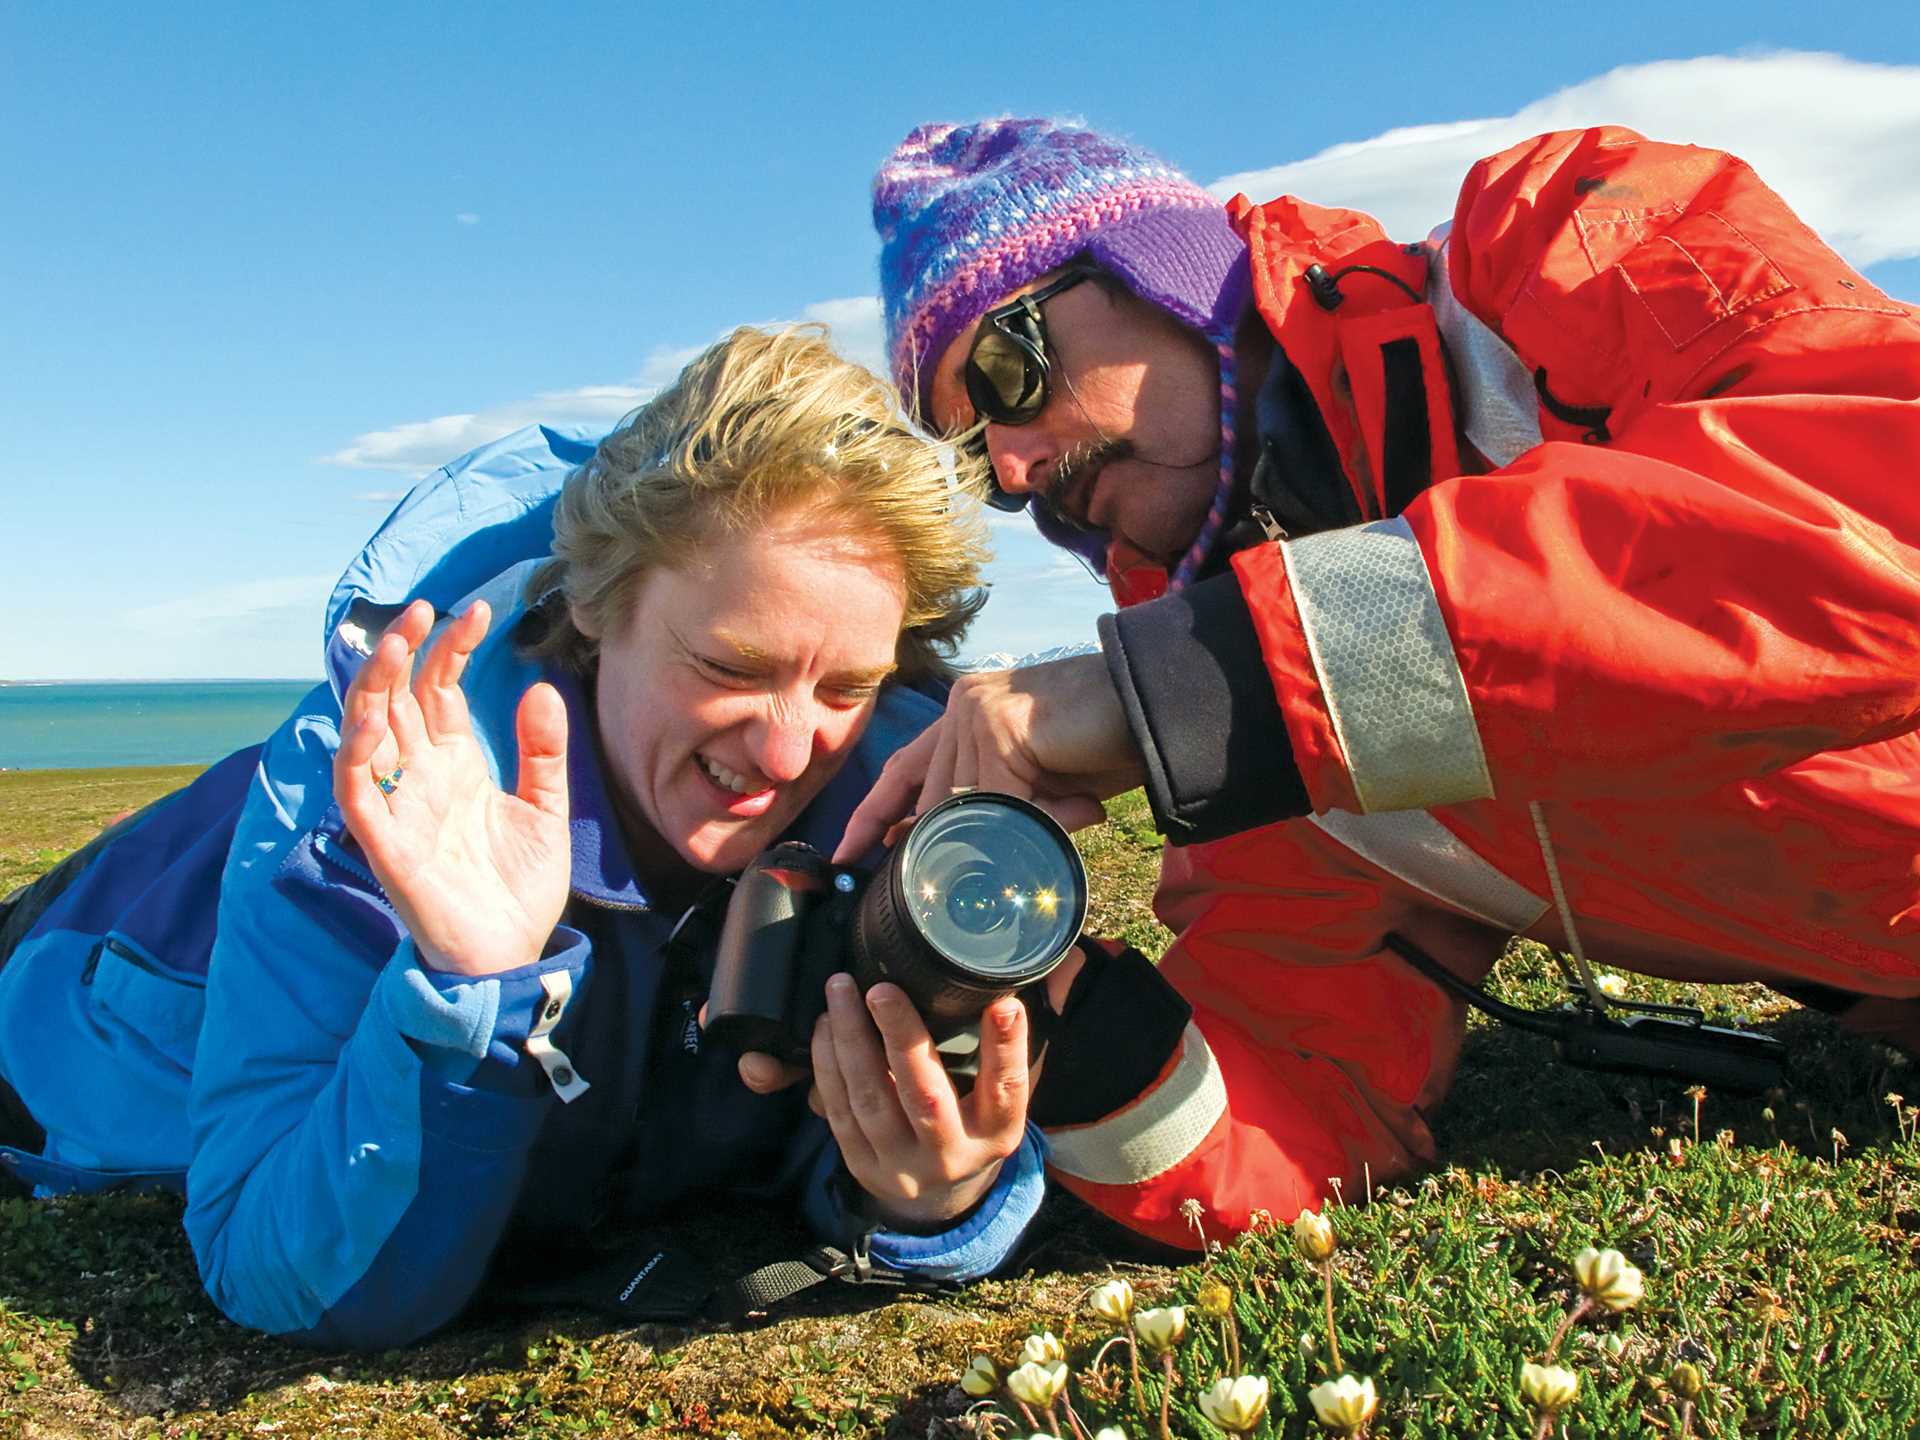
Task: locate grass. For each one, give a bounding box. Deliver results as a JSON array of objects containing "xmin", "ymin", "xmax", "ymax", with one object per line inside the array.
[
  {"xmin": 0, "ymin": 766, "xmax": 201, "ymax": 896},
  {"xmin": 3, "ymin": 773, "xmax": 1915, "ymax": 1438}
]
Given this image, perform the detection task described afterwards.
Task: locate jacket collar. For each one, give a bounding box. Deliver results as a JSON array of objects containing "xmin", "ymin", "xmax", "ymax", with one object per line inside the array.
[{"xmin": 552, "ymin": 664, "xmax": 651, "ymax": 909}]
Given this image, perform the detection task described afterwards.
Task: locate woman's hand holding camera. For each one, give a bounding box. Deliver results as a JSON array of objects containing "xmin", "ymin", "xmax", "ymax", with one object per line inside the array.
[
  {"xmin": 335, "ymin": 599, "xmax": 572, "ymax": 977},
  {"xmin": 809, "ymin": 975, "xmax": 1031, "ymax": 1231}
]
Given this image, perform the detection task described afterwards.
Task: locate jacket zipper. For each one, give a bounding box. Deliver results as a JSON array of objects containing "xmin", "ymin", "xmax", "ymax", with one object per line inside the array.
[{"xmin": 81, "ymin": 935, "xmax": 207, "ymax": 989}]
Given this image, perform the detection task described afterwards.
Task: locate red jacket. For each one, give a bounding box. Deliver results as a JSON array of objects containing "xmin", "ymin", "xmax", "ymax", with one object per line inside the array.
[{"xmin": 1047, "ymin": 128, "xmax": 1920, "ymax": 1251}]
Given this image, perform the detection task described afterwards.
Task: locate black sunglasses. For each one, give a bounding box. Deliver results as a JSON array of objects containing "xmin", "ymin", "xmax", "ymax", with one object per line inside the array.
[{"xmin": 960, "ymin": 267, "xmax": 1097, "ymax": 510}]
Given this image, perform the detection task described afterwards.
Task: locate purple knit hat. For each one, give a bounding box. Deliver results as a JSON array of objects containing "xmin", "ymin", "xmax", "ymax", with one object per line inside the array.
[{"xmin": 873, "ymin": 118, "xmax": 1250, "ymax": 589}]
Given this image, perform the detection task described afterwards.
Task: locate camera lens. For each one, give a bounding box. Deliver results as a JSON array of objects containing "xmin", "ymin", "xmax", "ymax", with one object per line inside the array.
[{"xmin": 897, "ymin": 796, "xmax": 1084, "ymax": 982}]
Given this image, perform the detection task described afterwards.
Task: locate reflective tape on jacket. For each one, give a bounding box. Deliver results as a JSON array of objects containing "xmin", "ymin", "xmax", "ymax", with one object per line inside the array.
[
  {"xmin": 1282, "ymin": 517, "xmax": 1495, "ymax": 814},
  {"xmin": 1045, "ymin": 1024, "xmax": 1227, "ymax": 1186}
]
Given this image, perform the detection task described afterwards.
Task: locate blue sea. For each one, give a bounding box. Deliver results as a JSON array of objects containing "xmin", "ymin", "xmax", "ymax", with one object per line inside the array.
[{"xmin": 0, "ymin": 681, "xmax": 322, "ymax": 770}]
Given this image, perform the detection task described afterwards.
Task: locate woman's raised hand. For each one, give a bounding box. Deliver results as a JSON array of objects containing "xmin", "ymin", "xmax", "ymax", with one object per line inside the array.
[{"xmin": 334, "ymin": 599, "xmax": 572, "ymax": 976}]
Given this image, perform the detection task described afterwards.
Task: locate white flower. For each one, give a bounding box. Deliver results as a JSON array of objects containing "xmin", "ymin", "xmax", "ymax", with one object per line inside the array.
[
  {"xmin": 1199, "ymin": 1375, "xmax": 1271, "ymax": 1432},
  {"xmin": 1005, "ymin": 1359, "xmax": 1068, "ymax": 1407},
  {"xmin": 1293, "ymin": 1207, "xmax": 1337, "ymax": 1261},
  {"xmin": 1573, "ymin": 1246, "xmax": 1645, "ymax": 1312},
  {"xmin": 1089, "ymin": 1277, "xmax": 1135, "ymax": 1322},
  {"xmin": 1021, "ymin": 1330, "xmax": 1066, "ymax": 1366},
  {"xmin": 960, "ymin": 1353, "xmax": 997, "ymax": 1398},
  {"xmin": 1306, "ymin": 1374, "xmax": 1379, "ymax": 1433},
  {"xmin": 1595, "ymin": 971, "xmax": 1629, "ymax": 998},
  {"xmin": 1133, "ymin": 1305, "xmax": 1187, "ymax": 1354},
  {"xmin": 1520, "ymin": 1362, "xmax": 1579, "ymax": 1412},
  {"xmin": 1094, "ymin": 1430, "xmax": 1128, "ymax": 1440}
]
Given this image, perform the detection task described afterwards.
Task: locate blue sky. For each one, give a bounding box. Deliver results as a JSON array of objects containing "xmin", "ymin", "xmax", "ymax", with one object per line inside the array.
[{"xmin": 4, "ymin": 3, "xmax": 1917, "ymax": 679}]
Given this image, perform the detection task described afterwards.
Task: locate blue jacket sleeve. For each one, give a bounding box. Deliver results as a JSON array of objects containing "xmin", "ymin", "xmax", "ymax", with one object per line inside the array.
[
  {"xmin": 799, "ymin": 1123, "xmax": 1049, "ymax": 1282},
  {"xmin": 183, "ymin": 706, "xmax": 590, "ymax": 1348}
]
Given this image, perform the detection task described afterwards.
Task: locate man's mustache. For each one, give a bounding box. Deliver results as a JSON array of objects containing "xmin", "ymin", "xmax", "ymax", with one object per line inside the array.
[{"xmin": 1044, "ymin": 439, "xmax": 1130, "ymax": 526}]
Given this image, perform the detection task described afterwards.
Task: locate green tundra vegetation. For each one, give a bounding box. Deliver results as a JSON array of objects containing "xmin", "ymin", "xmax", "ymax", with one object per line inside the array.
[{"xmin": 2, "ymin": 766, "xmax": 1915, "ymax": 1438}]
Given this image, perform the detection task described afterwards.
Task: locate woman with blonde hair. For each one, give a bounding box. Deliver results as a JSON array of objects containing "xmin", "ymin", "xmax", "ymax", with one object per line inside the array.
[{"xmin": 0, "ymin": 327, "xmax": 1047, "ymax": 1346}]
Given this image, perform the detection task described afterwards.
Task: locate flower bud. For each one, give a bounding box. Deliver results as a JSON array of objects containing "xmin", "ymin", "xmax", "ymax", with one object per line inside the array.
[
  {"xmin": 1088, "ymin": 1278, "xmax": 1135, "ymax": 1323},
  {"xmin": 1573, "ymin": 1246, "xmax": 1644, "ymax": 1312},
  {"xmin": 1520, "ymin": 1362, "xmax": 1579, "ymax": 1412},
  {"xmin": 1670, "ymin": 1361, "xmax": 1705, "ymax": 1401},
  {"xmin": 1133, "ymin": 1305, "xmax": 1187, "ymax": 1355},
  {"xmin": 1021, "ymin": 1331, "xmax": 1065, "ymax": 1366},
  {"xmin": 1195, "ymin": 1277, "xmax": 1232, "ymax": 1318},
  {"xmin": 1306, "ymin": 1373, "xmax": 1380, "ymax": 1433},
  {"xmin": 960, "ymin": 1353, "xmax": 998, "ymax": 1398},
  {"xmin": 1199, "ymin": 1375, "xmax": 1271, "ymax": 1433},
  {"xmin": 1006, "ymin": 1359, "xmax": 1068, "ymax": 1407},
  {"xmin": 1293, "ymin": 1207, "xmax": 1337, "ymax": 1262}
]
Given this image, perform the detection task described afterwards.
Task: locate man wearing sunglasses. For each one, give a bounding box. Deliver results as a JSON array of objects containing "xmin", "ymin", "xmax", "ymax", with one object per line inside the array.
[{"xmin": 824, "ymin": 116, "xmax": 1920, "ymax": 1256}]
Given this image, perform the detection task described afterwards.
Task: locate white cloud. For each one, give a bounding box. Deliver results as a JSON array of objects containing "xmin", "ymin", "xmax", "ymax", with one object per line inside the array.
[
  {"xmin": 321, "ymin": 382, "xmax": 658, "ymax": 472},
  {"xmin": 322, "ymin": 304, "xmax": 886, "ymax": 476},
  {"xmin": 455, "ymin": 212, "xmax": 480, "ymax": 226},
  {"xmin": 800, "ymin": 296, "xmax": 885, "ymax": 376},
  {"xmin": 44, "ymin": 575, "xmax": 339, "ymax": 678},
  {"xmin": 1209, "ymin": 51, "xmax": 1920, "ymax": 268},
  {"xmin": 124, "ymin": 574, "xmax": 335, "ymax": 636}
]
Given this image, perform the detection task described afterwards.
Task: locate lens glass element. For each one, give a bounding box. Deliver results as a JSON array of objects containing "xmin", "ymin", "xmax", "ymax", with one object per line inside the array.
[{"xmin": 897, "ymin": 796, "xmax": 1083, "ymax": 981}]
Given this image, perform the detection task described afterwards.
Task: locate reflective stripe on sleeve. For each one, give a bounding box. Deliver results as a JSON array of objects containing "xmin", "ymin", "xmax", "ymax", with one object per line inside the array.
[
  {"xmin": 1045, "ymin": 1024, "xmax": 1226, "ymax": 1186},
  {"xmin": 1311, "ymin": 808, "xmax": 1548, "ymax": 932},
  {"xmin": 1283, "ymin": 517, "xmax": 1494, "ymax": 813},
  {"xmin": 1422, "ymin": 230, "xmax": 1543, "ymax": 468}
]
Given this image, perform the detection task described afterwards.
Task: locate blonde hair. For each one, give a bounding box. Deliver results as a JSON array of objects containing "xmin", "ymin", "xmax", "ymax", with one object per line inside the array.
[{"xmin": 523, "ymin": 325, "xmax": 989, "ymax": 682}]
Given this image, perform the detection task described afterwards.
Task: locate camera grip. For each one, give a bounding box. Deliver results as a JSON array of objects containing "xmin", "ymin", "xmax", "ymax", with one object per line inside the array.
[{"xmin": 703, "ymin": 843, "xmax": 830, "ymax": 1063}]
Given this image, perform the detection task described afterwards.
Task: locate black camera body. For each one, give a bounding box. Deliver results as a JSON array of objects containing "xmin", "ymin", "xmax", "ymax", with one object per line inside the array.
[{"xmin": 703, "ymin": 792, "xmax": 1088, "ymax": 1067}]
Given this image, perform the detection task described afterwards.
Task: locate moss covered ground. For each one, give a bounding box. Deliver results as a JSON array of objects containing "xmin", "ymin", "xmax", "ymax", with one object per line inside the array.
[{"xmin": 3, "ymin": 770, "xmax": 1915, "ymax": 1437}]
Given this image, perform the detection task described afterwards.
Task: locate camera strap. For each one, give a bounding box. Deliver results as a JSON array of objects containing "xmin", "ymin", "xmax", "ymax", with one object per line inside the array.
[
  {"xmin": 511, "ymin": 1230, "xmax": 927, "ymax": 1327},
  {"xmin": 1383, "ymin": 932, "xmax": 1787, "ymax": 1093},
  {"xmin": 709, "ymin": 1234, "xmax": 923, "ymax": 1321}
]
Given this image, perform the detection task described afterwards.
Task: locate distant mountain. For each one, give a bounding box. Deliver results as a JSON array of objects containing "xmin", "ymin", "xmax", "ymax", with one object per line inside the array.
[{"xmin": 959, "ymin": 641, "xmax": 1101, "ymax": 672}]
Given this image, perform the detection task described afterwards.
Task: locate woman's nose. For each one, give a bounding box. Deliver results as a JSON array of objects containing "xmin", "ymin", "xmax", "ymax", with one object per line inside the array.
[{"xmin": 746, "ymin": 704, "xmax": 820, "ymax": 784}]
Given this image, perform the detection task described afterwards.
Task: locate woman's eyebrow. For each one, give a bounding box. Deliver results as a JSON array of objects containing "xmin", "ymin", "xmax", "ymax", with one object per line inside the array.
[
  {"xmin": 707, "ymin": 631, "xmax": 897, "ymax": 687},
  {"xmin": 827, "ymin": 661, "xmax": 900, "ymax": 688}
]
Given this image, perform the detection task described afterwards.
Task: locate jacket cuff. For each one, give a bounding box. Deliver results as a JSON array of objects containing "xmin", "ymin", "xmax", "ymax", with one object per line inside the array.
[
  {"xmin": 864, "ymin": 1125, "xmax": 1048, "ymax": 1282},
  {"xmin": 1099, "ymin": 572, "xmax": 1310, "ymax": 845},
  {"xmin": 376, "ymin": 928, "xmax": 592, "ymax": 1097},
  {"xmin": 1030, "ymin": 942, "xmax": 1191, "ymax": 1128}
]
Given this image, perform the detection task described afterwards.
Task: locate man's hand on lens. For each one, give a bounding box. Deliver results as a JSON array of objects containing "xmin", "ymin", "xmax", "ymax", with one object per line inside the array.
[{"xmin": 832, "ymin": 653, "xmax": 1145, "ymax": 863}]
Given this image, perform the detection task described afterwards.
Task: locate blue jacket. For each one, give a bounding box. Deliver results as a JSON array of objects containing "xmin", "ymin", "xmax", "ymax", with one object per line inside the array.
[{"xmin": 0, "ymin": 425, "xmax": 1045, "ymax": 1347}]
